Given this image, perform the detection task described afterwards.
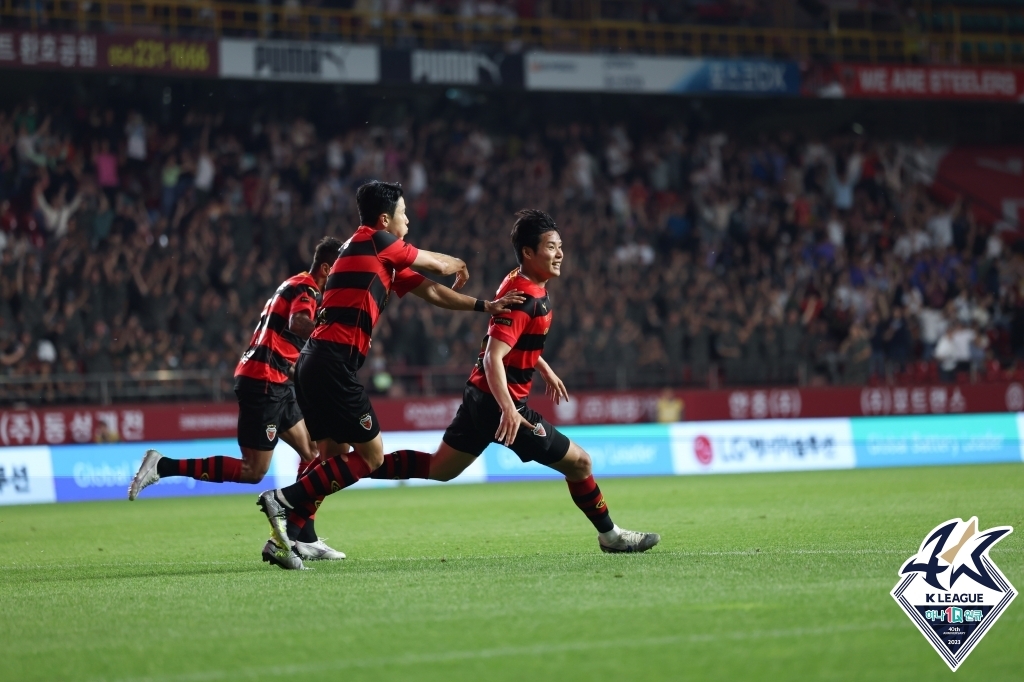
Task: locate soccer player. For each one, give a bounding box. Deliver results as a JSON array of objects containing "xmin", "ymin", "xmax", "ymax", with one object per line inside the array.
[
  {"xmin": 264, "ymin": 209, "xmax": 659, "ymax": 567},
  {"xmin": 128, "ymin": 237, "xmax": 348, "ymax": 562},
  {"xmin": 368, "ymin": 210, "xmax": 658, "ymax": 553},
  {"xmin": 256, "ymin": 180, "xmax": 524, "ymax": 569}
]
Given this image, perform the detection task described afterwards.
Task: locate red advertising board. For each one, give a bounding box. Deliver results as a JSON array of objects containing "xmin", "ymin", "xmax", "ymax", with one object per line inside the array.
[
  {"xmin": 807, "ymin": 63, "xmax": 1024, "ymax": 101},
  {"xmin": 0, "ymin": 31, "xmax": 217, "ymax": 76},
  {"xmin": 1, "ymin": 382, "xmax": 1021, "ymax": 445}
]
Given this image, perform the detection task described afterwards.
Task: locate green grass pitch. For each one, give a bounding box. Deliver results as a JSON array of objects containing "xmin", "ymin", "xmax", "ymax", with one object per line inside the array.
[{"xmin": 2, "ymin": 464, "xmax": 1022, "ymax": 682}]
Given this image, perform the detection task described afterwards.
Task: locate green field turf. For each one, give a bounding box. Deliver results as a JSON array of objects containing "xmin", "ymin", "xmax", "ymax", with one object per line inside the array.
[{"xmin": 1, "ymin": 464, "xmax": 1022, "ymax": 682}]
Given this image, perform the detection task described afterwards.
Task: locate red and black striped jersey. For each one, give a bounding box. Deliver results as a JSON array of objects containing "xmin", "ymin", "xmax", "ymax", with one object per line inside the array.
[
  {"xmin": 468, "ymin": 269, "xmax": 552, "ymax": 402},
  {"xmin": 235, "ymin": 272, "xmax": 319, "ymax": 389},
  {"xmin": 304, "ymin": 225, "xmax": 425, "ymax": 368}
]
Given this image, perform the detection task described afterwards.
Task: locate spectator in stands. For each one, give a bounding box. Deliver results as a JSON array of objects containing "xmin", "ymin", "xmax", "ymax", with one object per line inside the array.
[{"xmin": 0, "ymin": 95, "xmax": 1020, "ymax": 404}]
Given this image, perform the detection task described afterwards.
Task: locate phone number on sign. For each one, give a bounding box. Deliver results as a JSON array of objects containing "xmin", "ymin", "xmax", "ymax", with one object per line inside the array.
[{"xmin": 107, "ymin": 40, "xmax": 210, "ymax": 71}]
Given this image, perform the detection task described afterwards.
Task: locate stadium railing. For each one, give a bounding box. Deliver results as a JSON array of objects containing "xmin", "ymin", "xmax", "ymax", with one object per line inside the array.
[
  {"xmin": 0, "ymin": 369, "xmax": 229, "ymax": 406},
  {"xmin": 0, "ymin": 0, "xmax": 1022, "ymax": 64}
]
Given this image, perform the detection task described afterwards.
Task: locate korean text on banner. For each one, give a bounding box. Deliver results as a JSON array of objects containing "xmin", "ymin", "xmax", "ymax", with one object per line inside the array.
[
  {"xmin": 0, "ymin": 447, "xmax": 55, "ymax": 505},
  {"xmin": 669, "ymin": 418, "xmax": 856, "ymax": 475}
]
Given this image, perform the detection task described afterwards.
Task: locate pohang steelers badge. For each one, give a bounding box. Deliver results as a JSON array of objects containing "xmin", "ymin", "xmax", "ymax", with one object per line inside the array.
[{"xmin": 891, "ymin": 517, "xmax": 1016, "ymax": 671}]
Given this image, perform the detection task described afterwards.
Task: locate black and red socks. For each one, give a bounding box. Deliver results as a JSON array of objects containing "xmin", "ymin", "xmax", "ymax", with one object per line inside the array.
[
  {"xmin": 369, "ymin": 450, "xmax": 432, "ymax": 480},
  {"xmin": 155, "ymin": 456, "xmax": 242, "ymax": 483},
  {"xmin": 566, "ymin": 475, "xmax": 615, "ymax": 533}
]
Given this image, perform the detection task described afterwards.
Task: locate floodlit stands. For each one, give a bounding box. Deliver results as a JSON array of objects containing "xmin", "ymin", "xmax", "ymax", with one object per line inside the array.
[{"xmin": 0, "ymin": 97, "xmax": 1022, "ymax": 404}]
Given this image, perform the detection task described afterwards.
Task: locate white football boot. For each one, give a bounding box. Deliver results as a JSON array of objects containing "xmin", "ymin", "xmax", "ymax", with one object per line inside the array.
[
  {"xmin": 128, "ymin": 449, "xmax": 163, "ymax": 501},
  {"xmin": 598, "ymin": 527, "xmax": 661, "ymax": 554},
  {"xmin": 261, "ymin": 538, "xmax": 306, "ymax": 570},
  {"xmin": 294, "ymin": 538, "xmax": 346, "ymax": 561},
  {"xmin": 256, "ymin": 490, "xmax": 292, "ymax": 552}
]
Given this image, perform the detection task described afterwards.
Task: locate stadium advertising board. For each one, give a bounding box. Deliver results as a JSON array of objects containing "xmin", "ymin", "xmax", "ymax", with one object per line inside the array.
[
  {"xmin": 850, "ymin": 413, "xmax": 1022, "ymax": 468},
  {"xmin": 382, "ymin": 48, "xmax": 522, "ymax": 87},
  {"xmin": 49, "ymin": 440, "xmax": 265, "ymax": 502},
  {"xmin": 482, "ymin": 424, "xmax": 675, "ymax": 480},
  {"xmin": 0, "ymin": 446, "xmax": 55, "ymax": 505},
  {"xmin": 807, "ymin": 63, "xmax": 1024, "ymax": 101},
  {"xmin": 525, "ymin": 52, "xmax": 799, "ymax": 95},
  {"xmin": 219, "ymin": 38, "xmax": 378, "ymax": 83},
  {"xmin": 1019, "ymin": 413, "xmax": 1024, "ymax": 461},
  {"xmin": 2, "ymin": 413, "xmax": 1021, "ymax": 505},
  {"xmin": 697, "ymin": 383, "xmax": 1024, "ymax": 421},
  {"xmin": 669, "ymin": 418, "xmax": 856, "ymax": 475},
  {"xmin": 0, "ymin": 31, "xmax": 217, "ymax": 76},
  {"xmin": 2, "ymin": 383, "xmax": 1018, "ymax": 447}
]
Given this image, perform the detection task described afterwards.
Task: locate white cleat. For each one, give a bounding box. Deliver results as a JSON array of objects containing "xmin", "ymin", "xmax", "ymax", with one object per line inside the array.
[
  {"xmin": 128, "ymin": 449, "xmax": 163, "ymax": 501},
  {"xmin": 261, "ymin": 539, "xmax": 307, "ymax": 571},
  {"xmin": 256, "ymin": 490, "xmax": 292, "ymax": 551},
  {"xmin": 294, "ymin": 538, "xmax": 346, "ymax": 561},
  {"xmin": 599, "ymin": 528, "xmax": 661, "ymax": 554}
]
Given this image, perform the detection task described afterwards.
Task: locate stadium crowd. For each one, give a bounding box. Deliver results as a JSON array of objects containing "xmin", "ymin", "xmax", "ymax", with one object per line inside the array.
[{"xmin": 1, "ymin": 97, "xmax": 1023, "ymax": 403}]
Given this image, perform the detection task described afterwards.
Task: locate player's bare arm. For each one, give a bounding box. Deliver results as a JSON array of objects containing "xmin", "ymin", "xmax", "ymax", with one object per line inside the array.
[
  {"xmin": 410, "ymin": 280, "xmax": 526, "ymax": 313},
  {"xmin": 483, "ymin": 337, "xmax": 534, "ymax": 446},
  {"xmin": 288, "ymin": 311, "xmax": 315, "ymax": 339},
  {"xmin": 411, "ymin": 250, "xmax": 471, "ymax": 289},
  {"xmin": 536, "ymin": 356, "xmax": 569, "ymax": 404}
]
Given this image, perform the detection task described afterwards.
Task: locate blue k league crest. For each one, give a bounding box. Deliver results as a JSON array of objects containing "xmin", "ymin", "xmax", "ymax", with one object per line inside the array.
[{"xmin": 891, "ymin": 517, "xmax": 1016, "ymax": 671}]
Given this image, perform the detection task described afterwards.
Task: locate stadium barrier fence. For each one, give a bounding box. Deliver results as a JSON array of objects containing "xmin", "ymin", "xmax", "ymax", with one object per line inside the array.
[
  {"xmin": 1, "ymin": 412, "xmax": 1021, "ymax": 506},
  {"xmin": 1, "ymin": 0, "xmax": 1022, "ymax": 64}
]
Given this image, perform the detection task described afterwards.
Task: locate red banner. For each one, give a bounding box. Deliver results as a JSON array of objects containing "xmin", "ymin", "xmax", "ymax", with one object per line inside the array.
[
  {"xmin": 0, "ymin": 31, "xmax": 217, "ymax": 76},
  {"xmin": 1, "ymin": 381, "xmax": 1021, "ymax": 445},
  {"xmin": 931, "ymin": 146, "xmax": 1024, "ymax": 227},
  {"xmin": 807, "ymin": 63, "xmax": 1024, "ymax": 101}
]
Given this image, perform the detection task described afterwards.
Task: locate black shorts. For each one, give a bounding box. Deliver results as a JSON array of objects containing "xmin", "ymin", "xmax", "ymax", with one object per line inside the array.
[
  {"xmin": 294, "ymin": 352, "xmax": 380, "ymax": 445},
  {"xmin": 234, "ymin": 378, "xmax": 303, "ymax": 451},
  {"xmin": 442, "ymin": 384, "xmax": 570, "ymax": 465}
]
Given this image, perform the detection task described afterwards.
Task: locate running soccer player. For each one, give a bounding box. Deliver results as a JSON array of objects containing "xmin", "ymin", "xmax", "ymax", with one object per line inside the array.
[
  {"xmin": 129, "ymin": 237, "xmax": 348, "ymax": 562},
  {"xmin": 256, "ymin": 180, "xmax": 524, "ymax": 569},
  {"xmin": 368, "ymin": 209, "xmax": 659, "ymax": 553}
]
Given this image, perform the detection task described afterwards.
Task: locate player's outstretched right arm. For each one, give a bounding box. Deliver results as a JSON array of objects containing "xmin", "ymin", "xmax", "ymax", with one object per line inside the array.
[
  {"xmin": 411, "ymin": 250, "xmax": 470, "ymax": 289},
  {"xmin": 409, "ymin": 280, "xmax": 525, "ymax": 314}
]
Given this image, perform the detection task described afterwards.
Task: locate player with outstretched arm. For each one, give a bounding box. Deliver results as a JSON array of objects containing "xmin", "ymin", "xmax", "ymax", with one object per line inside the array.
[
  {"xmin": 262, "ymin": 209, "xmax": 659, "ymax": 567},
  {"xmin": 366, "ymin": 209, "xmax": 659, "ymax": 553},
  {"xmin": 255, "ymin": 181, "xmax": 524, "ymax": 569}
]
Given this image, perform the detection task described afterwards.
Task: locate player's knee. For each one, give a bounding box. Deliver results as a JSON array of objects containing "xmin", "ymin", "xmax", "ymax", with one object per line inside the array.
[{"xmin": 564, "ymin": 449, "xmax": 592, "ymax": 480}]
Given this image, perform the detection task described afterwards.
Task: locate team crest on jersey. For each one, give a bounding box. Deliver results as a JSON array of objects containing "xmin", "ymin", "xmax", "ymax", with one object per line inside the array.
[
  {"xmin": 531, "ymin": 422, "xmax": 547, "ymax": 438},
  {"xmin": 891, "ymin": 517, "xmax": 1016, "ymax": 671},
  {"xmin": 265, "ymin": 424, "xmax": 278, "ymax": 441},
  {"xmin": 359, "ymin": 413, "xmax": 373, "ymax": 431}
]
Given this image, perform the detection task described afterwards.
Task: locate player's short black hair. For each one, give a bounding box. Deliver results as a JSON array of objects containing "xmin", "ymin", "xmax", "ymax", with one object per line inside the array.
[
  {"xmin": 510, "ymin": 209, "xmax": 558, "ymax": 264},
  {"xmin": 356, "ymin": 181, "xmax": 403, "ymax": 226},
  {"xmin": 312, "ymin": 236, "xmax": 343, "ymax": 270}
]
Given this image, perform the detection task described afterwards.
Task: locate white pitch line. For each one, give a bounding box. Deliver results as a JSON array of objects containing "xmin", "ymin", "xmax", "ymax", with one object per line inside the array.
[
  {"xmin": 4, "ymin": 546, "xmax": 1022, "ymax": 572},
  {"xmin": 0, "ymin": 548, "xmax": 922, "ymax": 570},
  {"xmin": 99, "ymin": 621, "xmax": 907, "ymax": 682}
]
